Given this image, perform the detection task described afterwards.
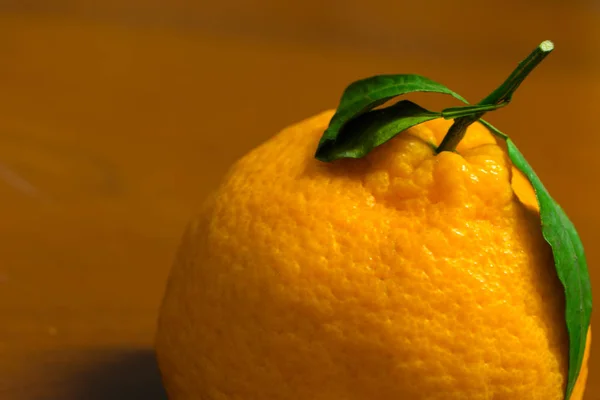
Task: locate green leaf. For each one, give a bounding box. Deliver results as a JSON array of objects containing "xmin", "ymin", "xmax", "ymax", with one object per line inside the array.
[
  {"xmin": 315, "ymin": 73, "xmax": 510, "ymax": 160},
  {"xmin": 500, "ymin": 133, "xmax": 592, "ymax": 400},
  {"xmin": 316, "ymin": 74, "xmax": 469, "ymax": 157},
  {"xmin": 478, "ymin": 119, "xmax": 508, "ymax": 140},
  {"xmin": 441, "ymin": 102, "xmax": 509, "ymax": 120},
  {"xmin": 316, "ymin": 100, "xmax": 440, "ymax": 162}
]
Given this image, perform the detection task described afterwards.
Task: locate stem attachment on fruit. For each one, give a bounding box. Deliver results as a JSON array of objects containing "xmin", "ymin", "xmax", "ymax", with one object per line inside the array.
[{"xmin": 436, "ymin": 40, "xmax": 554, "ymax": 153}]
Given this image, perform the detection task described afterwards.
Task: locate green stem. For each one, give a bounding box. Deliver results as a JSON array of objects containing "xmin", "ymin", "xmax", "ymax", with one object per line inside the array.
[{"xmin": 436, "ymin": 40, "xmax": 554, "ymax": 153}]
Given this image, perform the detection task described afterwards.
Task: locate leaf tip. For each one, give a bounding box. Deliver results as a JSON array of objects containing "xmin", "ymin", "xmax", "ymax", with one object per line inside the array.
[{"xmin": 314, "ymin": 141, "xmax": 334, "ymax": 162}]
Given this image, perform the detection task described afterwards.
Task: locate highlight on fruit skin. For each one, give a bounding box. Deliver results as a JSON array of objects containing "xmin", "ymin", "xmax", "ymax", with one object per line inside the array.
[{"xmin": 155, "ymin": 41, "xmax": 591, "ymax": 400}]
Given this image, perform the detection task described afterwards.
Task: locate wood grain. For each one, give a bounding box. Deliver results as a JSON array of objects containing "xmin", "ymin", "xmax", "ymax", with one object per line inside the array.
[{"xmin": 0, "ymin": 2, "xmax": 598, "ymax": 398}]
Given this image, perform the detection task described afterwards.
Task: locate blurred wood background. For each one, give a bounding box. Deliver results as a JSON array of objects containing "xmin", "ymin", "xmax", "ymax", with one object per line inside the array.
[{"xmin": 0, "ymin": 1, "xmax": 598, "ymax": 399}]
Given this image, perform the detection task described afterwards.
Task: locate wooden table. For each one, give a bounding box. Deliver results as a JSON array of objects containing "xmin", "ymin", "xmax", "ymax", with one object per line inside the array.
[{"xmin": 0, "ymin": 2, "xmax": 598, "ymax": 398}]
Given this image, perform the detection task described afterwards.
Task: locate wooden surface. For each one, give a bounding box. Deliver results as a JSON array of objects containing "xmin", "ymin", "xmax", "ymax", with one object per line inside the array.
[{"xmin": 0, "ymin": 2, "xmax": 599, "ymax": 399}]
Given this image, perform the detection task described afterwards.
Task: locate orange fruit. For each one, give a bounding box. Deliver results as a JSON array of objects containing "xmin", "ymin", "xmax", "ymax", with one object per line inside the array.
[{"xmin": 156, "ymin": 111, "xmax": 590, "ymax": 399}]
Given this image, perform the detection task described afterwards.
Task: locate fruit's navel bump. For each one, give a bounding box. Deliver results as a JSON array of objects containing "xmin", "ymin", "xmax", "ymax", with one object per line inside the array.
[{"xmin": 431, "ymin": 152, "xmax": 469, "ymax": 207}]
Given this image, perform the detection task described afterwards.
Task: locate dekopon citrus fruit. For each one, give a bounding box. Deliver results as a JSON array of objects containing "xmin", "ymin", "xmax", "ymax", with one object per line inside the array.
[{"xmin": 156, "ymin": 112, "xmax": 590, "ymax": 399}]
